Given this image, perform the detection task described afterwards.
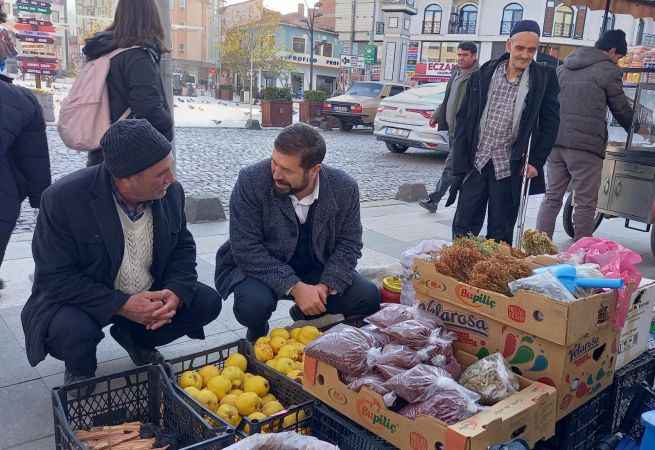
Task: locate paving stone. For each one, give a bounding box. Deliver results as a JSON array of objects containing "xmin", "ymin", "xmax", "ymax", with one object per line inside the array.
[
  {"xmin": 0, "ymin": 317, "xmax": 40, "ymax": 388},
  {"xmin": 185, "ymin": 195, "xmax": 226, "ymax": 224},
  {"xmin": 6, "ymin": 436, "xmax": 54, "ymax": 450},
  {"xmin": 0, "ymin": 379, "xmax": 53, "ymax": 448},
  {"xmin": 395, "ymin": 183, "xmax": 428, "ymax": 202}
]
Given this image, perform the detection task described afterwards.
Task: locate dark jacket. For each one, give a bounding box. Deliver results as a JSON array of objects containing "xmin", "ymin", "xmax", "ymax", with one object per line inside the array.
[
  {"xmin": 215, "ymin": 160, "xmax": 363, "ymax": 299},
  {"xmin": 0, "ymin": 75, "xmax": 51, "ymax": 232},
  {"xmin": 83, "ymin": 31, "xmax": 173, "ymax": 141},
  {"xmin": 453, "ymin": 54, "xmax": 560, "ymax": 200},
  {"xmin": 21, "ymin": 165, "xmax": 198, "ymax": 366},
  {"xmin": 555, "ymin": 47, "xmax": 633, "ymax": 157}
]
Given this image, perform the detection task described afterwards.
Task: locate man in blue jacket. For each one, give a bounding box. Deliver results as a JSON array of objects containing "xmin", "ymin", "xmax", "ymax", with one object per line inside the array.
[
  {"xmin": 215, "ymin": 123, "xmax": 380, "ymax": 340},
  {"xmin": 0, "ymin": 35, "xmax": 51, "ymax": 293}
]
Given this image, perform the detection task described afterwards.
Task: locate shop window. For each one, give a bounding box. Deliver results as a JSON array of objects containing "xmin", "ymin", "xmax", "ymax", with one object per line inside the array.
[
  {"xmin": 500, "ymin": 3, "xmax": 523, "ymax": 35},
  {"xmin": 422, "ymin": 4, "xmax": 442, "ymax": 34},
  {"xmin": 602, "ymin": 12, "xmax": 616, "ymax": 31},
  {"xmin": 323, "ymin": 43, "xmax": 333, "ymax": 57},
  {"xmin": 553, "ymin": 5, "xmax": 574, "ymax": 38},
  {"xmin": 637, "ymin": 19, "xmax": 645, "ymax": 45},
  {"xmin": 292, "ymin": 37, "xmax": 306, "ymax": 53}
]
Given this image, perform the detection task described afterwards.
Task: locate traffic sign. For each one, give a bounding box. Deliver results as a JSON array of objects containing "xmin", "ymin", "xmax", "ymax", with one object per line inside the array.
[{"xmin": 364, "ymin": 45, "xmax": 377, "ymax": 65}]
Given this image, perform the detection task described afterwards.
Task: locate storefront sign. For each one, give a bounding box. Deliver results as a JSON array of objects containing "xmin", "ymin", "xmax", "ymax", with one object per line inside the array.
[
  {"xmin": 413, "ymin": 62, "xmax": 456, "ymax": 82},
  {"xmin": 281, "ymin": 52, "xmax": 340, "ymax": 68},
  {"xmin": 370, "ymin": 65, "xmax": 381, "ymax": 81},
  {"xmin": 20, "ymin": 61, "xmax": 58, "ymax": 71},
  {"xmin": 364, "ymin": 45, "xmax": 377, "ymax": 64},
  {"xmin": 15, "ymin": 3, "xmax": 51, "ymax": 15},
  {"xmin": 340, "ymin": 54, "xmax": 352, "ymax": 68},
  {"xmin": 16, "ymin": 33, "xmax": 54, "ymax": 44},
  {"xmin": 22, "ymin": 67, "xmax": 56, "ymax": 76}
]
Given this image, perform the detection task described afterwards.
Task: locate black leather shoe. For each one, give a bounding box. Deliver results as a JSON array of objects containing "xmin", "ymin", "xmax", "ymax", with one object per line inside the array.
[
  {"xmin": 110, "ymin": 325, "xmax": 164, "ymax": 366},
  {"xmin": 246, "ymin": 324, "xmax": 269, "ymax": 343},
  {"xmin": 64, "ymin": 369, "xmax": 96, "ymax": 399},
  {"xmin": 419, "ymin": 199, "xmax": 438, "ymax": 213}
]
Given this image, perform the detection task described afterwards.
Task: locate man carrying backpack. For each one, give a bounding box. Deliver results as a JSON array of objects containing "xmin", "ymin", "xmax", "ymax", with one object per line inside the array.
[{"xmin": 0, "ymin": 4, "xmax": 51, "ymax": 293}]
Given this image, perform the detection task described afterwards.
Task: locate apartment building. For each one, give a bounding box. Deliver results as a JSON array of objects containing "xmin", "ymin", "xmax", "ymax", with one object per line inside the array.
[{"xmin": 335, "ymin": 0, "xmax": 655, "ymax": 83}]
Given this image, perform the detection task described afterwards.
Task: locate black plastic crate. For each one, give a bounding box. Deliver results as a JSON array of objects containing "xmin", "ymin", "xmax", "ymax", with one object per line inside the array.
[
  {"xmin": 310, "ymin": 403, "xmax": 398, "ymax": 450},
  {"xmin": 53, "ymin": 364, "xmax": 235, "ymax": 450},
  {"xmin": 534, "ymin": 388, "xmax": 612, "ymax": 450},
  {"xmin": 166, "ymin": 339, "xmax": 314, "ymax": 437},
  {"xmin": 607, "ymin": 349, "xmax": 655, "ymax": 434},
  {"xmin": 616, "ymin": 382, "xmax": 655, "ymax": 442}
]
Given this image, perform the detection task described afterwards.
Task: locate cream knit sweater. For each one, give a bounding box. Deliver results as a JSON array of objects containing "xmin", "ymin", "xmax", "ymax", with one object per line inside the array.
[{"xmin": 113, "ymin": 201, "xmax": 155, "ymax": 295}]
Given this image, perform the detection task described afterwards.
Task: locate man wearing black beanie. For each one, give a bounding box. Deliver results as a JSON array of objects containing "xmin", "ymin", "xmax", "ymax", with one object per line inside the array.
[
  {"xmin": 21, "ymin": 119, "xmax": 221, "ymax": 391},
  {"xmin": 537, "ymin": 29, "xmax": 633, "ymax": 241},
  {"xmin": 448, "ymin": 20, "xmax": 560, "ymax": 244}
]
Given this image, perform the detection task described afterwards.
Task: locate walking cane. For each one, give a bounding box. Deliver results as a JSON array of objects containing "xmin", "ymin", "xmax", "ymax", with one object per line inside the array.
[{"xmin": 514, "ymin": 135, "xmax": 533, "ymax": 249}]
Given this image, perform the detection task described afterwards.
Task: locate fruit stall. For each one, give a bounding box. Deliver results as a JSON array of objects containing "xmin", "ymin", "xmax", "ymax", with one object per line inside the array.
[{"xmin": 51, "ymin": 233, "xmax": 655, "ymax": 450}]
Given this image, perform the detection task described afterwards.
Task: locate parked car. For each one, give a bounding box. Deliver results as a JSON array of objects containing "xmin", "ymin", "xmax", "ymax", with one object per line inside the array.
[
  {"xmin": 374, "ymin": 83, "xmax": 450, "ymax": 153},
  {"xmin": 323, "ymin": 82, "xmax": 410, "ymax": 131}
]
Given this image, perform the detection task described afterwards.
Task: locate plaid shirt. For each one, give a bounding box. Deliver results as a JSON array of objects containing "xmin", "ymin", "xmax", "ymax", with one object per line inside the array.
[
  {"xmin": 475, "ymin": 62, "xmax": 522, "ymax": 180},
  {"xmin": 112, "ymin": 183, "xmax": 150, "ymax": 222}
]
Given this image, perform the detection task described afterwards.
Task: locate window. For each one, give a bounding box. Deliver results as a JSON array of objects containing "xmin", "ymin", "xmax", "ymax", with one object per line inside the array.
[
  {"xmin": 389, "ymin": 17, "xmax": 399, "ymax": 28},
  {"xmin": 389, "ymin": 85, "xmax": 405, "ymax": 96},
  {"xmin": 500, "ymin": 3, "xmax": 523, "ymax": 35},
  {"xmin": 178, "ymin": 43, "xmax": 185, "ymax": 53},
  {"xmin": 423, "ymin": 4, "xmax": 442, "ymax": 34},
  {"xmin": 553, "ymin": 5, "xmax": 574, "ymax": 37},
  {"xmin": 450, "ymin": 5, "xmax": 477, "ymax": 34},
  {"xmin": 323, "ymin": 43, "xmax": 333, "ymax": 57},
  {"xmin": 292, "ymin": 37, "xmax": 305, "ymax": 53},
  {"xmin": 179, "ymin": 0, "xmax": 186, "ymax": 7},
  {"xmin": 602, "ymin": 12, "xmax": 616, "ymax": 31},
  {"xmin": 404, "ymin": 18, "xmax": 411, "ymax": 30},
  {"xmin": 376, "ymin": 22, "xmax": 385, "ymax": 34},
  {"xmin": 314, "ymin": 40, "xmax": 321, "ymax": 55}
]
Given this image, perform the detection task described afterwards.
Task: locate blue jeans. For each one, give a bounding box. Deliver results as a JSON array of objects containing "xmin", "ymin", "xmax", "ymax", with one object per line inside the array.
[{"xmin": 429, "ymin": 151, "xmax": 454, "ymax": 204}]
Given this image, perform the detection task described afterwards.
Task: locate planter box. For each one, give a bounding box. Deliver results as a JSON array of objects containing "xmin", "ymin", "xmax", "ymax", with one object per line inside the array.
[
  {"xmin": 304, "ymin": 351, "xmax": 557, "ymax": 450},
  {"xmin": 262, "ymin": 100, "xmax": 292, "ymax": 127},
  {"xmin": 417, "ymin": 293, "xmax": 618, "ymax": 419},
  {"xmin": 412, "ymin": 258, "xmax": 616, "ymax": 347},
  {"xmin": 218, "ymin": 88, "xmax": 233, "ymax": 101},
  {"xmin": 299, "ymin": 100, "xmax": 323, "ymax": 123}
]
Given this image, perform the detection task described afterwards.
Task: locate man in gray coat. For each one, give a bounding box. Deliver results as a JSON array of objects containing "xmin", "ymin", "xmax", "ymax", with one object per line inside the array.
[
  {"xmin": 537, "ymin": 30, "xmax": 633, "ymax": 241},
  {"xmin": 420, "ymin": 42, "xmax": 479, "ymax": 213},
  {"xmin": 215, "ymin": 123, "xmax": 380, "ymax": 340}
]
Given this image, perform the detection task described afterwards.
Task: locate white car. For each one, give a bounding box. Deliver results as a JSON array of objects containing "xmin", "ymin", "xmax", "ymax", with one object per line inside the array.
[{"xmin": 374, "ymin": 83, "xmax": 450, "ymax": 153}]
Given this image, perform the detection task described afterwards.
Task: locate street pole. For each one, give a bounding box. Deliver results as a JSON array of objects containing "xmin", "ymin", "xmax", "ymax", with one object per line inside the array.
[
  {"xmin": 309, "ymin": 24, "xmax": 314, "ymax": 91},
  {"xmin": 249, "ymin": 48, "xmax": 254, "ymax": 120}
]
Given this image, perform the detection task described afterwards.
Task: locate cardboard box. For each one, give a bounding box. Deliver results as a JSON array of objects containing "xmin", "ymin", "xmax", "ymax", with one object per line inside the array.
[
  {"xmin": 304, "ymin": 351, "xmax": 557, "ymax": 450},
  {"xmin": 417, "ymin": 294, "xmax": 618, "ymax": 419},
  {"xmin": 615, "ymin": 279, "xmax": 655, "ymax": 370},
  {"xmin": 413, "ymin": 258, "xmax": 616, "ymax": 346}
]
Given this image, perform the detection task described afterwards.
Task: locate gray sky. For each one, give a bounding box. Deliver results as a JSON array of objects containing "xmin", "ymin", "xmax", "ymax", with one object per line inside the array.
[{"xmin": 224, "ymin": 0, "xmax": 319, "ymax": 14}]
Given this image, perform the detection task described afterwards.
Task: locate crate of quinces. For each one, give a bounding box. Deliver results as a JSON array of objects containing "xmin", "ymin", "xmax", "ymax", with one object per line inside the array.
[
  {"xmin": 167, "ymin": 340, "xmax": 314, "ymax": 438},
  {"xmin": 247, "ymin": 325, "xmax": 323, "ymax": 386},
  {"xmin": 302, "ymin": 304, "xmax": 557, "ymax": 450}
]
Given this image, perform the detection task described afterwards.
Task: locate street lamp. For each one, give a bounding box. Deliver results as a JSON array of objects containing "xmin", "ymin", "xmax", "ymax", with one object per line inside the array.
[{"xmin": 303, "ymin": 1, "xmax": 322, "ymax": 92}]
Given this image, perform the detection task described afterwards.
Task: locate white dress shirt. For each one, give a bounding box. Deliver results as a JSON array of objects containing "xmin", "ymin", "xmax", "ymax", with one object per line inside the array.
[{"xmin": 290, "ymin": 175, "xmax": 319, "ymax": 224}]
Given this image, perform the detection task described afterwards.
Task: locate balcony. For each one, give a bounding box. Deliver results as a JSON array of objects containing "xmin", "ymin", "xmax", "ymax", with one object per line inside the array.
[{"xmin": 381, "ymin": 0, "xmax": 417, "ymax": 15}]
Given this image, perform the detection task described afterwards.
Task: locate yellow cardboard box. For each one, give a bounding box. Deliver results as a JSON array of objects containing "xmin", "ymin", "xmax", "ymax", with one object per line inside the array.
[
  {"xmin": 417, "ymin": 294, "xmax": 618, "ymax": 419},
  {"xmin": 412, "ymin": 258, "xmax": 616, "ymax": 346},
  {"xmin": 303, "ymin": 351, "xmax": 557, "ymax": 450}
]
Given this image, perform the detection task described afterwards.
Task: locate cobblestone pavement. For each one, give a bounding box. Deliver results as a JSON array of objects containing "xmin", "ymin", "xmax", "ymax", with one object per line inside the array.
[{"xmin": 14, "ymin": 127, "xmax": 447, "ymax": 232}]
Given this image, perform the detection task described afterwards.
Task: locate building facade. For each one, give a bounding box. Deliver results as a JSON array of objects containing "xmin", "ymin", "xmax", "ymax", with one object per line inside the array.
[{"xmin": 335, "ymin": 0, "xmax": 655, "ymax": 84}]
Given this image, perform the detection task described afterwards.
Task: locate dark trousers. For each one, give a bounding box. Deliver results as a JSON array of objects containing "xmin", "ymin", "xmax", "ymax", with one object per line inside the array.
[
  {"xmin": 428, "ymin": 149, "xmax": 454, "ymax": 205},
  {"xmin": 0, "ymin": 201, "xmax": 20, "ymax": 270},
  {"xmin": 233, "ymin": 272, "xmax": 381, "ymax": 338},
  {"xmin": 452, "ymin": 163, "xmax": 519, "ymax": 244},
  {"xmin": 45, "ymin": 282, "xmax": 221, "ymax": 376}
]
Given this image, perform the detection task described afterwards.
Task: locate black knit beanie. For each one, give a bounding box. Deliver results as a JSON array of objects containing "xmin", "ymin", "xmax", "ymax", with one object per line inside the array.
[
  {"xmin": 596, "ymin": 29, "xmax": 628, "ymax": 56},
  {"xmin": 510, "ymin": 20, "xmax": 541, "ymax": 37},
  {"xmin": 101, "ymin": 119, "xmax": 172, "ymax": 178}
]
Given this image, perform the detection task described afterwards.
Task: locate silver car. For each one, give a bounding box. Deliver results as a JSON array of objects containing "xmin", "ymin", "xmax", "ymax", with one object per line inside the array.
[{"xmin": 373, "ymin": 83, "xmax": 449, "ymax": 153}]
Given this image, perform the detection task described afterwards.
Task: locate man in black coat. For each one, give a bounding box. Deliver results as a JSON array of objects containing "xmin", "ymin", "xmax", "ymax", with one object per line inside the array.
[
  {"xmin": 449, "ymin": 20, "xmax": 560, "ymax": 244},
  {"xmin": 21, "ymin": 120, "xmax": 220, "ymax": 387},
  {"xmin": 215, "ymin": 123, "xmax": 380, "ymax": 341},
  {"xmin": 0, "ymin": 69, "xmax": 51, "ymax": 292}
]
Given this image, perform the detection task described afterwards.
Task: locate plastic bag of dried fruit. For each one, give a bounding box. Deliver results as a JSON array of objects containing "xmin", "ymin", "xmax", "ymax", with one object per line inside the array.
[
  {"xmin": 398, "ymin": 389, "xmax": 482, "ymax": 425},
  {"xmin": 365, "ymin": 304, "xmax": 443, "ymax": 329},
  {"xmin": 459, "ymin": 353, "xmax": 520, "ymax": 405},
  {"xmin": 225, "ymin": 431, "xmax": 338, "ymax": 450},
  {"xmin": 381, "ymin": 364, "xmax": 479, "ymax": 407},
  {"xmin": 305, "ymin": 325, "xmax": 374, "ymax": 377},
  {"xmin": 417, "ymin": 331, "xmax": 462, "ymax": 379},
  {"xmin": 367, "ymin": 344, "xmax": 422, "ymax": 371},
  {"xmin": 346, "ymin": 371, "xmax": 390, "ymax": 396}
]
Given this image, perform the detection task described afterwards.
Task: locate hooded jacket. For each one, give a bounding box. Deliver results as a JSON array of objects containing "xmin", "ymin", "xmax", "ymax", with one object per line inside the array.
[
  {"xmin": 555, "ymin": 46, "xmax": 633, "ymax": 157},
  {"xmin": 83, "ymin": 31, "xmax": 173, "ymax": 141}
]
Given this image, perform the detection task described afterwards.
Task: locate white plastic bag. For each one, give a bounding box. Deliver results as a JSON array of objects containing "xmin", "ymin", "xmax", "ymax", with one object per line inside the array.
[{"xmin": 224, "ymin": 431, "xmax": 338, "ymax": 450}]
